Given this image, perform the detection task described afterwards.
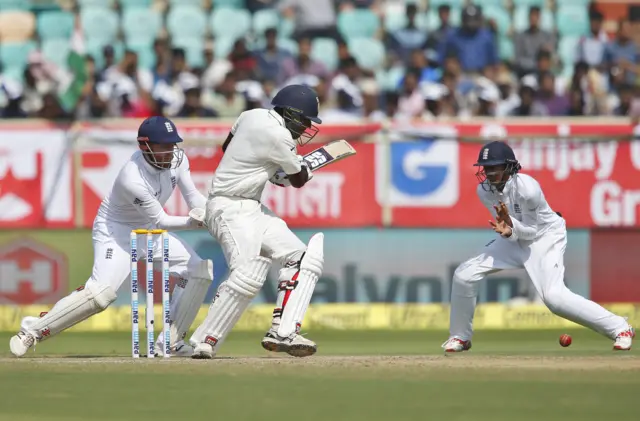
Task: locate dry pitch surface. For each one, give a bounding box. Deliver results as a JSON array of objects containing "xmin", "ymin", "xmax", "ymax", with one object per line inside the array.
[{"xmin": 0, "ymin": 330, "xmax": 638, "ymax": 421}]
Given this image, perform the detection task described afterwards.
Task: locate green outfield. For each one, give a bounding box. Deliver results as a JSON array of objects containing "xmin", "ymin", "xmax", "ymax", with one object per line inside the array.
[{"xmin": 0, "ymin": 330, "xmax": 637, "ymax": 421}]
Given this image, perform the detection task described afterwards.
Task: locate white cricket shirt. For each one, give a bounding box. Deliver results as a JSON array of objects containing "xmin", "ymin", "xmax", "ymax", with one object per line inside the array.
[
  {"xmin": 477, "ymin": 173, "xmax": 564, "ymax": 242},
  {"xmin": 209, "ymin": 109, "xmax": 301, "ymax": 201},
  {"xmin": 96, "ymin": 150, "xmax": 206, "ymax": 230}
]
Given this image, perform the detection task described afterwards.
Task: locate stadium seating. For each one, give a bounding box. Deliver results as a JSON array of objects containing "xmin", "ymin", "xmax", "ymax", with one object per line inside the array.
[
  {"xmin": 513, "ymin": 6, "xmax": 554, "ymax": 33},
  {"xmin": 483, "ymin": 6, "xmax": 511, "ymax": 35},
  {"xmin": 510, "ymin": 0, "xmax": 545, "ymax": 6},
  {"xmin": 122, "ymin": 8, "xmax": 162, "ymax": 44},
  {"xmin": 168, "ymin": 6, "xmax": 208, "ymax": 40},
  {"xmin": 214, "ymin": 0, "xmax": 246, "ymax": 8},
  {"xmin": 0, "ymin": 0, "xmax": 30, "ymax": 10},
  {"xmin": 311, "ymin": 37, "xmax": 338, "ymax": 72},
  {"xmin": 556, "ymin": 5, "xmax": 590, "ymax": 37},
  {"xmin": 127, "ymin": 41, "xmax": 155, "ymax": 69},
  {"xmin": 38, "ymin": 11, "xmax": 75, "ymax": 40},
  {"xmin": 81, "ymin": 7, "xmax": 119, "ymax": 43},
  {"xmin": 425, "ymin": 8, "xmax": 461, "ymax": 29},
  {"xmin": 379, "ymin": 65, "xmax": 405, "ymax": 90},
  {"xmin": 210, "ymin": 7, "xmax": 252, "ymax": 40},
  {"xmin": 498, "ymin": 36, "xmax": 514, "ymax": 61},
  {"xmin": 77, "ymin": 0, "xmax": 114, "ymax": 7},
  {"xmin": 252, "ymin": 8, "xmax": 279, "ymax": 34},
  {"xmin": 558, "ymin": 36, "xmax": 579, "ymax": 68},
  {"xmin": 119, "ymin": 0, "xmax": 152, "ymax": 9},
  {"xmin": 337, "ymin": 9, "xmax": 380, "ymax": 41},
  {"xmin": 173, "ymin": 37, "xmax": 205, "ymax": 68},
  {"xmin": 348, "ymin": 38, "xmax": 385, "ymax": 70},
  {"xmin": 429, "ymin": 0, "xmax": 464, "ymax": 7},
  {"xmin": 42, "ymin": 38, "xmax": 71, "ymax": 69},
  {"xmin": 214, "ymin": 36, "xmax": 237, "ymax": 59},
  {"xmin": 0, "ymin": 10, "xmax": 36, "ymax": 42},
  {"xmin": 86, "ymin": 38, "xmax": 123, "ymax": 69},
  {"xmin": 0, "ymin": 41, "xmax": 37, "ymax": 80}
]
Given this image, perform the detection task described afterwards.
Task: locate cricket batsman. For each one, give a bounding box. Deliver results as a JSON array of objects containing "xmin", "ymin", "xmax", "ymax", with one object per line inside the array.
[
  {"xmin": 189, "ymin": 84, "xmax": 324, "ymax": 359},
  {"xmin": 443, "ymin": 141, "xmax": 634, "ymax": 352},
  {"xmin": 10, "ymin": 116, "xmax": 213, "ymax": 358}
]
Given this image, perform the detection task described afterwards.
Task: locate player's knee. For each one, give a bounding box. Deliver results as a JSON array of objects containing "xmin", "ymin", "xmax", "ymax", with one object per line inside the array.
[
  {"xmin": 453, "ymin": 264, "xmax": 474, "ymax": 286},
  {"xmin": 189, "ymin": 259, "xmax": 214, "ymax": 281},
  {"xmin": 541, "ymin": 291, "xmax": 565, "ymax": 315},
  {"xmin": 85, "ymin": 282, "xmax": 117, "ymax": 311},
  {"xmin": 227, "ymin": 256, "xmax": 272, "ymax": 297}
]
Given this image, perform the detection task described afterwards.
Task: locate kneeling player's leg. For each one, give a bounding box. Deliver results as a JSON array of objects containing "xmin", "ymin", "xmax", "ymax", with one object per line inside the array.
[
  {"xmin": 449, "ymin": 238, "xmax": 522, "ymax": 343},
  {"xmin": 153, "ymin": 234, "xmax": 213, "ymax": 354},
  {"xmin": 9, "ymin": 240, "xmax": 125, "ymax": 357},
  {"xmin": 524, "ymin": 229, "xmax": 631, "ymax": 347},
  {"xmin": 189, "ymin": 256, "xmax": 272, "ymax": 358}
]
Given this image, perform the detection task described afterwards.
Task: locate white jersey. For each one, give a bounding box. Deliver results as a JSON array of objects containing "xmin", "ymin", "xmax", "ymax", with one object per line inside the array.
[
  {"xmin": 477, "ymin": 173, "xmax": 563, "ymax": 242},
  {"xmin": 209, "ymin": 109, "xmax": 301, "ymax": 201},
  {"xmin": 96, "ymin": 150, "xmax": 206, "ymax": 230}
]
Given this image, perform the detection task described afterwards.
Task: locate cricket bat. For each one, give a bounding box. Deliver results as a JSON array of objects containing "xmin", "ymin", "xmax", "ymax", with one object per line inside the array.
[{"xmin": 302, "ymin": 139, "xmax": 357, "ymax": 172}]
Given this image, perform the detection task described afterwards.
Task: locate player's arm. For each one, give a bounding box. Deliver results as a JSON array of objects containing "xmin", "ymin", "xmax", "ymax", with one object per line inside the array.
[
  {"xmin": 505, "ymin": 189, "xmax": 540, "ymax": 242},
  {"xmin": 177, "ymin": 155, "xmax": 206, "ymax": 210},
  {"xmin": 123, "ymin": 176, "xmax": 199, "ymax": 231},
  {"xmin": 268, "ymin": 135, "xmax": 312, "ymax": 189},
  {"xmin": 222, "ymin": 133, "xmax": 233, "ymax": 153}
]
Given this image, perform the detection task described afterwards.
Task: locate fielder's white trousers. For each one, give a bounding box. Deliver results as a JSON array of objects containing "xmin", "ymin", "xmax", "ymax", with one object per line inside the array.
[
  {"xmin": 450, "ymin": 221, "xmax": 628, "ymax": 340},
  {"xmin": 206, "ymin": 196, "xmax": 306, "ymax": 271},
  {"xmin": 86, "ymin": 218, "xmax": 205, "ymax": 292}
]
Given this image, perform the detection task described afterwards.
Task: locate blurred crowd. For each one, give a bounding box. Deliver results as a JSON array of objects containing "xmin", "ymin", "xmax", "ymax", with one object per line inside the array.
[{"xmin": 0, "ymin": 0, "xmax": 639, "ymax": 122}]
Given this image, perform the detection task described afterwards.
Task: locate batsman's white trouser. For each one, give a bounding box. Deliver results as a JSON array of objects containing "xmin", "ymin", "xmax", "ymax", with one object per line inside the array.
[
  {"xmin": 26, "ymin": 219, "xmax": 212, "ymax": 344},
  {"xmin": 450, "ymin": 222, "xmax": 628, "ymax": 340}
]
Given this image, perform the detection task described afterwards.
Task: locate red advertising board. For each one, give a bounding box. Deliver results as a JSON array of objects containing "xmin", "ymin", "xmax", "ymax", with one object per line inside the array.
[
  {"xmin": 590, "ymin": 230, "xmax": 640, "ymax": 303},
  {"xmin": 383, "ymin": 121, "xmax": 640, "ymax": 228}
]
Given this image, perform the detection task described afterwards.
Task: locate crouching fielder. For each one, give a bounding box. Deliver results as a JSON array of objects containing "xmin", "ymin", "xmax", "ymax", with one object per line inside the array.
[
  {"xmin": 10, "ymin": 117, "xmax": 213, "ymax": 358},
  {"xmin": 443, "ymin": 141, "xmax": 634, "ymax": 353},
  {"xmin": 189, "ymin": 84, "xmax": 324, "ymax": 359}
]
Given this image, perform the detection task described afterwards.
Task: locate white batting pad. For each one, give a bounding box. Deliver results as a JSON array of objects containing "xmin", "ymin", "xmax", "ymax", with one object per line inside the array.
[
  {"xmin": 168, "ymin": 271, "xmax": 212, "ymax": 344},
  {"xmin": 278, "ymin": 233, "xmax": 324, "ymax": 338},
  {"xmin": 190, "ymin": 257, "xmax": 271, "ymax": 348},
  {"xmin": 30, "ymin": 282, "xmax": 116, "ymax": 340}
]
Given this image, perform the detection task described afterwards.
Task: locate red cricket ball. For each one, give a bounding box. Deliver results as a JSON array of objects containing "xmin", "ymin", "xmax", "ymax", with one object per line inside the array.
[{"xmin": 559, "ymin": 334, "xmax": 572, "ymax": 347}]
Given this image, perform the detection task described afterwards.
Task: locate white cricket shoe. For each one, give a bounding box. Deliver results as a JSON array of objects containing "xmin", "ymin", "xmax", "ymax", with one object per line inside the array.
[
  {"xmin": 442, "ymin": 337, "xmax": 472, "ymax": 353},
  {"xmin": 613, "ymin": 326, "xmax": 635, "ymax": 351},
  {"xmin": 261, "ymin": 330, "xmax": 317, "ymax": 357},
  {"xmin": 191, "ymin": 343, "xmax": 216, "ymax": 359},
  {"xmin": 9, "ymin": 316, "xmax": 40, "ymax": 357},
  {"xmin": 154, "ymin": 340, "xmax": 194, "ymax": 357}
]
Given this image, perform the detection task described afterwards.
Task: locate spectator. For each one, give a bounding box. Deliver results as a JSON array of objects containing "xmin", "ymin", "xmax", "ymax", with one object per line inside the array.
[
  {"xmin": 408, "ymin": 49, "xmax": 441, "ymax": 84},
  {"xmin": 360, "ymin": 78, "xmax": 386, "ymax": 121},
  {"xmin": 101, "ymin": 45, "xmax": 116, "ymax": 77},
  {"xmin": 37, "ymin": 92, "xmax": 70, "ymax": 120},
  {"xmin": 397, "ymin": 68, "xmax": 423, "ymax": 118},
  {"xmin": 439, "ymin": 5, "xmax": 498, "ymax": 74},
  {"xmin": 98, "ymin": 50, "xmax": 154, "ymax": 117},
  {"xmin": 76, "ymin": 55, "xmax": 107, "ymax": 119},
  {"xmin": 320, "ymin": 89, "xmax": 362, "ymax": 122},
  {"xmin": 201, "ymin": 41, "xmax": 233, "ymax": 90},
  {"xmin": 228, "ymin": 38, "xmax": 257, "ymax": 81},
  {"xmin": 528, "ymin": 50, "xmax": 567, "ymax": 95},
  {"xmin": 536, "ymin": 71, "xmax": 569, "ymax": 116},
  {"xmin": 382, "ymin": 90, "xmax": 400, "ymax": 119},
  {"xmin": 281, "ymin": 0, "xmax": 338, "ymax": 40},
  {"xmin": 153, "ymin": 38, "xmax": 171, "ymax": 83},
  {"xmin": 576, "ymin": 10, "xmax": 608, "ymax": 69},
  {"xmin": 203, "ymin": 72, "xmax": 246, "ymax": 118},
  {"xmin": 178, "ymin": 87, "xmax": 217, "ymax": 118},
  {"xmin": 494, "ymin": 72, "xmax": 519, "ymax": 117},
  {"xmin": 152, "ymin": 48, "xmax": 199, "ymax": 116},
  {"xmin": 246, "ymin": 0, "xmax": 278, "ymax": 13},
  {"xmin": 330, "ymin": 56, "xmax": 363, "ymax": 112},
  {"xmin": 388, "ymin": 3, "xmax": 428, "ymax": 63},
  {"xmin": 337, "ymin": 38, "xmax": 351, "ymax": 61},
  {"xmin": 427, "ymin": 5, "xmax": 454, "ymax": 51},
  {"xmin": 604, "ymin": 19, "xmax": 639, "ymax": 85},
  {"xmin": 474, "ymin": 83, "xmax": 499, "ymax": 117},
  {"xmin": 511, "ymin": 84, "xmax": 547, "ymax": 116},
  {"xmin": 567, "ymin": 88, "xmax": 586, "ymax": 116},
  {"xmin": 613, "ymin": 83, "xmax": 634, "ymax": 116},
  {"xmin": 255, "ymin": 28, "xmax": 293, "ymax": 83},
  {"xmin": 441, "ymin": 70, "xmax": 467, "ymax": 116},
  {"xmin": 514, "ymin": 6, "xmax": 556, "ymax": 77},
  {"xmin": 421, "ymin": 83, "xmax": 449, "ymax": 119},
  {"xmin": 280, "ymin": 37, "xmax": 329, "ymax": 85}
]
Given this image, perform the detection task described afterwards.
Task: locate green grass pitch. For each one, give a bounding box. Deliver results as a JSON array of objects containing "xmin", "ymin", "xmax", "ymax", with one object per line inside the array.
[{"xmin": 0, "ymin": 329, "xmax": 637, "ymax": 421}]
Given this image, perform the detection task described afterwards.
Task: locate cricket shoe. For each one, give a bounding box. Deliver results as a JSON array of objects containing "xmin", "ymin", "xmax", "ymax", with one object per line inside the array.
[
  {"xmin": 9, "ymin": 316, "xmax": 40, "ymax": 358},
  {"xmin": 191, "ymin": 343, "xmax": 216, "ymax": 359},
  {"xmin": 613, "ymin": 325, "xmax": 635, "ymax": 351},
  {"xmin": 442, "ymin": 337, "xmax": 472, "ymax": 354},
  {"xmin": 261, "ymin": 330, "xmax": 317, "ymax": 357},
  {"xmin": 154, "ymin": 340, "xmax": 194, "ymax": 357}
]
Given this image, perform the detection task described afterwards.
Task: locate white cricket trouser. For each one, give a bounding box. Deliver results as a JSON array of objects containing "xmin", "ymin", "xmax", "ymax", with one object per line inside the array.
[
  {"xmin": 450, "ymin": 222, "xmax": 628, "ymax": 340},
  {"xmin": 206, "ymin": 196, "xmax": 306, "ymax": 270},
  {"xmin": 86, "ymin": 219, "xmax": 205, "ymax": 292}
]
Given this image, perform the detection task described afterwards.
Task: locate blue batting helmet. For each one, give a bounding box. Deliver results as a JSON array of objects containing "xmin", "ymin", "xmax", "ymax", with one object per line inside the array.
[
  {"xmin": 473, "ymin": 141, "xmax": 521, "ymax": 192},
  {"xmin": 137, "ymin": 116, "xmax": 183, "ymax": 144},
  {"xmin": 271, "ymin": 84, "xmax": 322, "ymax": 124}
]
